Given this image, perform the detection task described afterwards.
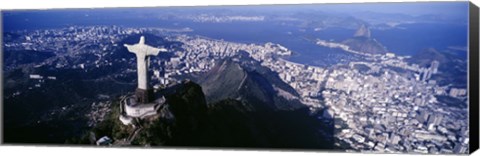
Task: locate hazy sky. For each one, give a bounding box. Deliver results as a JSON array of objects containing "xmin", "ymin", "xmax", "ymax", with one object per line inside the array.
[
  {"xmin": 309, "ymin": 2, "xmax": 468, "ymax": 16},
  {"xmin": 213, "ymin": 1, "xmax": 470, "ymax": 20}
]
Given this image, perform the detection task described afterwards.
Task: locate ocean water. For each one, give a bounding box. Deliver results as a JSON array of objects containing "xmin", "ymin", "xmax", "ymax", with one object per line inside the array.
[
  {"xmin": 2, "ymin": 9, "xmax": 468, "ymax": 65},
  {"xmin": 373, "ymin": 23, "xmax": 468, "ymax": 57}
]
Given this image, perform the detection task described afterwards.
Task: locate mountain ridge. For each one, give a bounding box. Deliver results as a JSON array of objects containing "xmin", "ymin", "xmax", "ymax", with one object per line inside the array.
[{"xmin": 199, "ymin": 58, "xmax": 304, "ymax": 111}]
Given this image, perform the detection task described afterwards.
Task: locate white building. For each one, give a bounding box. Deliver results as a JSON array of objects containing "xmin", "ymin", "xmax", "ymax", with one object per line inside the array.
[
  {"xmin": 119, "ymin": 95, "xmax": 166, "ymax": 125},
  {"xmin": 29, "ymin": 74, "xmax": 43, "ymax": 79}
]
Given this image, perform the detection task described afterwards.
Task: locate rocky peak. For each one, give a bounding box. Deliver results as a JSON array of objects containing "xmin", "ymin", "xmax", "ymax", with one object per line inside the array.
[{"xmin": 353, "ymin": 24, "xmax": 371, "ymax": 38}]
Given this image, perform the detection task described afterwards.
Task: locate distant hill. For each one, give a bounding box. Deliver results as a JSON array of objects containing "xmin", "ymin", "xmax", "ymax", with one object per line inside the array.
[
  {"xmin": 3, "ymin": 50, "xmax": 55, "ymax": 70},
  {"xmin": 342, "ymin": 25, "xmax": 388, "ymax": 54},
  {"xmin": 408, "ymin": 48, "xmax": 467, "ymax": 87},
  {"xmin": 408, "ymin": 48, "xmax": 448, "ymax": 67},
  {"xmin": 291, "ymin": 12, "xmax": 367, "ymax": 30}
]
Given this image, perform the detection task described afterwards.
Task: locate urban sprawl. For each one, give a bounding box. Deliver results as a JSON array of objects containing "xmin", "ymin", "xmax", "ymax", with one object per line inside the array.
[{"xmin": 4, "ymin": 26, "xmax": 469, "ymax": 154}]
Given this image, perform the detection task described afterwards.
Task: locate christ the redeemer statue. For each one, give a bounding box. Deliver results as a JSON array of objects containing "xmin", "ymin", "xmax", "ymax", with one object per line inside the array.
[{"xmin": 124, "ymin": 36, "xmax": 167, "ymax": 103}]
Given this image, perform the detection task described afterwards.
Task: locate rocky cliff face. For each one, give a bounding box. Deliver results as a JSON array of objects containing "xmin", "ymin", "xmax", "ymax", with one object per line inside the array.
[
  {"xmin": 353, "ymin": 24, "xmax": 371, "ymax": 38},
  {"xmin": 147, "ymin": 80, "xmax": 210, "ymax": 146},
  {"xmin": 199, "ymin": 58, "xmax": 304, "ymax": 111}
]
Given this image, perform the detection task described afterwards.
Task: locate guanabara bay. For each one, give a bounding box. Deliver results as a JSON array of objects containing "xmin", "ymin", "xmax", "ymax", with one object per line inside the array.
[{"xmin": 2, "ymin": 2, "xmax": 471, "ymax": 154}]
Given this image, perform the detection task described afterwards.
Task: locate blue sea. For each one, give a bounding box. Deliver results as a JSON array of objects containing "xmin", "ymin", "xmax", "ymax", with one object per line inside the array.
[{"xmin": 2, "ymin": 9, "xmax": 468, "ymax": 65}]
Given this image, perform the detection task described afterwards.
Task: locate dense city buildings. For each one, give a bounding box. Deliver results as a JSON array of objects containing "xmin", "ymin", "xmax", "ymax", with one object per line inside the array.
[{"xmin": 3, "ymin": 24, "xmax": 469, "ymax": 153}]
